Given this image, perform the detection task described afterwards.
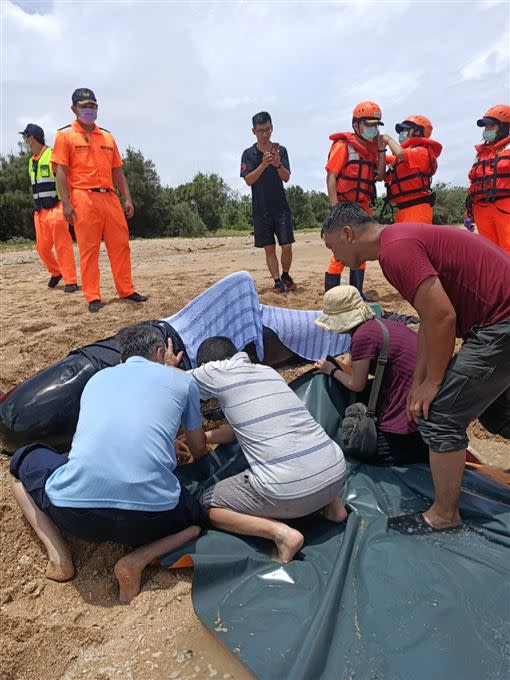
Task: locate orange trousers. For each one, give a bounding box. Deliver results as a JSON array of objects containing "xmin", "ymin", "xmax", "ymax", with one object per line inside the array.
[
  {"xmin": 71, "ymin": 189, "xmax": 135, "ymax": 303},
  {"xmin": 34, "ymin": 204, "xmax": 77, "ymax": 284},
  {"xmin": 394, "ymin": 203, "xmax": 433, "ymax": 223},
  {"xmin": 473, "ymin": 199, "xmax": 510, "ymax": 255}
]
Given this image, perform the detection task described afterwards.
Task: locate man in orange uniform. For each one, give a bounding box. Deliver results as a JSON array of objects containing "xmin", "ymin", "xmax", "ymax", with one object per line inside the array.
[
  {"xmin": 19, "ymin": 124, "xmax": 78, "ymax": 292},
  {"xmin": 383, "ymin": 115, "xmax": 442, "ymax": 223},
  {"xmin": 325, "ymin": 101, "xmax": 386, "ymax": 296},
  {"xmin": 52, "ymin": 88, "xmax": 147, "ymax": 313},
  {"xmin": 467, "ymin": 105, "xmax": 510, "ymax": 255}
]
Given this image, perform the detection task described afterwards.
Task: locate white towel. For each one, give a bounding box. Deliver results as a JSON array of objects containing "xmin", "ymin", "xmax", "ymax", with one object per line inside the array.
[
  {"xmin": 164, "ymin": 271, "xmax": 264, "ymax": 368},
  {"xmin": 261, "ymin": 304, "xmax": 351, "ymax": 361}
]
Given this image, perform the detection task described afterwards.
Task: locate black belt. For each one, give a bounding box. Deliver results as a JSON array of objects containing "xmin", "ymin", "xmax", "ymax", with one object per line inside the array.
[{"xmin": 89, "ymin": 188, "xmax": 110, "ymax": 193}]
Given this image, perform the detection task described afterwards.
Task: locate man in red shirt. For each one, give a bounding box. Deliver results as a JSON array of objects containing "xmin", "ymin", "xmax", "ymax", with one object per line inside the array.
[{"xmin": 322, "ymin": 202, "xmax": 510, "ymax": 531}]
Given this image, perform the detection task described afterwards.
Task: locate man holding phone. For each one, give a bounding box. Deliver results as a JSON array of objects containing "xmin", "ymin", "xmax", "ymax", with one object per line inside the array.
[{"xmin": 241, "ymin": 112, "xmax": 297, "ymax": 294}]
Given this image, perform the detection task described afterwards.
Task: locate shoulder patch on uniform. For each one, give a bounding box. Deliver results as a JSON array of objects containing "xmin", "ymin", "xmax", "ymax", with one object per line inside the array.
[
  {"xmin": 99, "ymin": 127, "xmax": 111, "ymax": 133},
  {"xmin": 58, "ymin": 124, "xmax": 72, "ymax": 131}
]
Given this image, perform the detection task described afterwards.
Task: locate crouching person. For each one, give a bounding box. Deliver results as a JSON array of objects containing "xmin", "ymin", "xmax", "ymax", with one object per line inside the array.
[
  {"xmin": 187, "ymin": 337, "xmax": 348, "ymax": 563},
  {"xmin": 314, "ymin": 285, "xmax": 429, "ymax": 466},
  {"xmin": 9, "ymin": 322, "xmax": 208, "ymax": 603}
]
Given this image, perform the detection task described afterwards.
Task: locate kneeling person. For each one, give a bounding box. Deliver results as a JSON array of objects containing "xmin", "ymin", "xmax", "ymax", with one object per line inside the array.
[
  {"xmin": 314, "ymin": 285, "xmax": 428, "ymax": 465},
  {"xmin": 9, "ymin": 322, "xmax": 208, "ymax": 603},
  {"xmin": 189, "ymin": 337, "xmax": 348, "ymax": 563}
]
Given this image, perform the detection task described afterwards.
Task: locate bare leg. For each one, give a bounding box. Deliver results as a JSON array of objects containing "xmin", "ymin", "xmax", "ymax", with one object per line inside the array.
[
  {"xmin": 423, "ymin": 449, "xmax": 465, "ymax": 528},
  {"xmin": 280, "ymin": 244, "xmax": 293, "ymax": 274},
  {"xmin": 323, "ymin": 496, "xmax": 348, "ymax": 523},
  {"xmin": 264, "ymin": 245, "xmax": 280, "ymax": 280},
  {"xmin": 10, "ymin": 476, "xmax": 74, "ymax": 581},
  {"xmin": 114, "ymin": 525, "xmax": 201, "ymax": 604},
  {"xmin": 208, "ymin": 507, "xmax": 304, "ymax": 563}
]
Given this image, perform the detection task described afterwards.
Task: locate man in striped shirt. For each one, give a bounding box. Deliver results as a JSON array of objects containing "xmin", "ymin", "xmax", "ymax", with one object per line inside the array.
[{"xmin": 188, "ymin": 337, "xmax": 347, "ymax": 563}]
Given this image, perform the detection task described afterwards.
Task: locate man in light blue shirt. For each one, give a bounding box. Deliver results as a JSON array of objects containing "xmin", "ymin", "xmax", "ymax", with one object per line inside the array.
[{"xmin": 10, "ymin": 322, "xmax": 208, "ymax": 603}]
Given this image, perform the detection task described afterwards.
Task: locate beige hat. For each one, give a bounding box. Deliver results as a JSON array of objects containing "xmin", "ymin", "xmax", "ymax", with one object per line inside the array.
[{"xmin": 314, "ymin": 285, "xmax": 375, "ymax": 333}]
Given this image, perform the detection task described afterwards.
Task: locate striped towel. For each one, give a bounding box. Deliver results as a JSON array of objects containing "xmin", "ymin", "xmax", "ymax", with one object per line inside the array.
[
  {"xmin": 164, "ymin": 271, "xmax": 264, "ymax": 368},
  {"xmin": 261, "ymin": 304, "xmax": 351, "ymax": 361}
]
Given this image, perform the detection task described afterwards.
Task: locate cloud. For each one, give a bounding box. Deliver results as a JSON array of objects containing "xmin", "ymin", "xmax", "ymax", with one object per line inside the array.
[
  {"xmin": 461, "ymin": 34, "xmax": 510, "ymax": 80},
  {"xmin": 3, "ymin": 0, "xmax": 509, "ymax": 193}
]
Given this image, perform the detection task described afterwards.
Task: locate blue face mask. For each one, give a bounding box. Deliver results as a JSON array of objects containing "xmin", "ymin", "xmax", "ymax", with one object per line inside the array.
[
  {"xmin": 398, "ymin": 131, "xmax": 409, "ymax": 143},
  {"xmin": 361, "ymin": 124, "xmax": 378, "ymax": 141},
  {"xmin": 482, "ymin": 129, "xmax": 497, "ymax": 142}
]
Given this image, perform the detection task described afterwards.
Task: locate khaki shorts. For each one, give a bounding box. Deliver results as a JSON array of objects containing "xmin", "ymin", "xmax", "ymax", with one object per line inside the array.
[{"xmin": 199, "ymin": 470, "xmax": 345, "ymax": 519}]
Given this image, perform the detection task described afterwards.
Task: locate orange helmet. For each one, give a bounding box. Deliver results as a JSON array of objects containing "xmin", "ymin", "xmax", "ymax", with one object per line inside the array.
[
  {"xmin": 396, "ymin": 114, "xmax": 433, "ymax": 138},
  {"xmin": 352, "ymin": 101, "xmax": 383, "ymax": 125},
  {"xmin": 477, "ymin": 105, "xmax": 510, "ymax": 127}
]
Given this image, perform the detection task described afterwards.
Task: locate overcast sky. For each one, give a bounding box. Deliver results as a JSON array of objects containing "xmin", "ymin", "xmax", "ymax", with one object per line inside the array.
[{"xmin": 2, "ymin": 0, "xmax": 509, "ymax": 196}]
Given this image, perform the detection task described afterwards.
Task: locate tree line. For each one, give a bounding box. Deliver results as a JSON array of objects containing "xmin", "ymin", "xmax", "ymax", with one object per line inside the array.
[{"xmin": 0, "ymin": 145, "xmax": 468, "ymax": 242}]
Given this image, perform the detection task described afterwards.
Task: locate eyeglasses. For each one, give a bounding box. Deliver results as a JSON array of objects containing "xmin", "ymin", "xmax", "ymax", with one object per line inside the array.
[{"xmin": 255, "ymin": 126, "xmax": 272, "ymax": 135}]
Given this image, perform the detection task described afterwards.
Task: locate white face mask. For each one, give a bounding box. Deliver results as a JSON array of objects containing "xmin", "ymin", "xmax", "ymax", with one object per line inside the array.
[{"xmin": 398, "ymin": 131, "xmax": 410, "ymax": 143}]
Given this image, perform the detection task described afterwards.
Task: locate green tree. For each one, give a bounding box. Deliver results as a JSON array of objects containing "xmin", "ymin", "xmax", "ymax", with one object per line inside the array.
[
  {"xmin": 121, "ymin": 147, "xmax": 166, "ymax": 237},
  {"xmin": 174, "ymin": 173, "xmax": 231, "ymax": 232},
  {"xmin": 286, "ymin": 185, "xmax": 315, "ymax": 229},
  {"xmin": 0, "ymin": 144, "xmax": 33, "ymax": 241},
  {"xmin": 308, "ymin": 190, "xmax": 330, "ymax": 225},
  {"xmin": 168, "ymin": 202, "xmax": 207, "ymax": 237},
  {"xmin": 432, "ymin": 182, "xmax": 467, "ymax": 224}
]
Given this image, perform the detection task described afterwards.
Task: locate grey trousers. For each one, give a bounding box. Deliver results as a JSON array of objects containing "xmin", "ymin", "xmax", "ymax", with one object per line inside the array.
[{"xmin": 418, "ymin": 318, "xmax": 510, "ymax": 452}]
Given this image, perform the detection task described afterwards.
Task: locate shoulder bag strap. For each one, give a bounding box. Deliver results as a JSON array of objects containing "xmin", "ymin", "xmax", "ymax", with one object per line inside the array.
[{"xmin": 366, "ymin": 318, "xmax": 390, "ymax": 418}]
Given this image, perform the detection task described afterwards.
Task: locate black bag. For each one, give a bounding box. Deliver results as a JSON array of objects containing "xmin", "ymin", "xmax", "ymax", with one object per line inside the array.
[{"xmin": 340, "ymin": 319, "xmax": 389, "ymax": 460}]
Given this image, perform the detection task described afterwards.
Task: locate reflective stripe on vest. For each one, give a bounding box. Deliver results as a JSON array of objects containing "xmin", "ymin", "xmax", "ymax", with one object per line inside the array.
[
  {"xmin": 335, "ymin": 144, "xmax": 377, "ymax": 205},
  {"xmin": 384, "ymin": 145, "xmax": 437, "ymax": 206},
  {"xmin": 468, "ymin": 144, "xmax": 510, "ymax": 204},
  {"xmin": 28, "ymin": 147, "xmax": 59, "ymax": 211}
]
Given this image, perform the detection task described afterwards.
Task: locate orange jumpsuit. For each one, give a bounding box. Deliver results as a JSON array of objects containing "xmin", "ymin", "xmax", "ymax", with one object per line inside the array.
[
  {"xmin": 325, "ymin": 133, "xmax": 379, "ymax": 275},
  {"xmin": 384, "ymin": 137, "xmax": 442, "ymax": 224},
  {"xmin": 468, "ymin": 136, "xmax": 510, "ymax": 255},
  {"xmin": 52, "ymin": 120, "xmax": 135, "ymax": 302},
  {"xmin": 30, "ymin": 148, "xmax": 77, "ymax": 284}
]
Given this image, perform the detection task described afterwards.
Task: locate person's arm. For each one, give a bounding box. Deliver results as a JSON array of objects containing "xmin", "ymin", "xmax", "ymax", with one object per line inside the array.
[
  {"xmin": 315, "ymin": 358, "xmax": 370, "ymax": 392},
  {"xmin": 273, "ymin": 147, "xmax": 290, "ymax": 183},
  {"xmin": 112, "ymin": 167, "xmax": 134, "ymax": 218},
  {"xmin": 375, "ymin": 134, "xmax": 389, "ymax": 180},
  {"xmin": 184, "ymin": 426, "xmax": 208, "ymax": 459},
  {"xmin": 383, "ymin": 135, "xmax": 405, "ymax": 161},
  {"xmin": 326, "ymin": 172, "xmax": 339, "ymax": 207},
  {"xmin": 406, "ymin": 277, "xmax": 456, "ymax": 421},
  {"xmin": 205, "ymin": 423, "xmax": 237, "ymax": 446},
  {"xmin": 244, "ymin": 154, "xmax": 272, "ymax": 186},
  {"xmin": 55, "ymin": 164, "xmax": 77, "ymax": 223}
]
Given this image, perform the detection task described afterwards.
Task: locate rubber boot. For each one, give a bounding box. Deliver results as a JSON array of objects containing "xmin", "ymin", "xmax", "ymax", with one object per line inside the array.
[
  {"xmin": 349, "ymin": 268, "xmax": 365, "ymax": 299},
  {"xmin": 324, "ymin": 272, "xmax": 341, "ymax": 292}
]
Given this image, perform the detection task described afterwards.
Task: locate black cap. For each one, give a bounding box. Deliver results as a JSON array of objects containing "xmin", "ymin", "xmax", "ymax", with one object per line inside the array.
[
  {"xmin": 72, "ymin": 88, "xmax": 97, "ymax": 105},
  {"xmin": 476, "ymin": 116, "xmax": 499, "ymax": 127},
  {"xmin": 395, "ymin": 121, "xmax": 416, "ymax": 133},
  {"xmin": 18, "ymin": 124, "xmax": 45, "ymax": 143}
]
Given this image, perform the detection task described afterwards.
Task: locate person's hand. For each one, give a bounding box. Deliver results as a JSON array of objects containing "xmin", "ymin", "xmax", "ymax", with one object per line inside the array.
[
  {"xmin": 174, "ymin": 437, "xmax": 192, "ymax": 464},
  {"xmin": 124, "ymin": 199, "xmax": 135, "ymax": 219},
  {"xmin": 261, "ymin": 152, "xmax": 273, "ymax": 169},
  {"xmin": 314, "ymin": 359, "xmax": 336, "ymax": 376},
  {"xmin": 62, "ymin": 200, "xmax": 77, "ymax": 224},
  {"xmin": 164, "ymin": 338, "xmax": 184, "ymax": 368},
  {"xmin": 377, "ymin": 134, "xmax": 390, "ymax": 152},
  {"xmin": 406, "ymin": 379, "xmax": 440, "ymax": 422},
  {"xmin": 270, "ymin": 149, "xmax": 281, "ymax": 167}
]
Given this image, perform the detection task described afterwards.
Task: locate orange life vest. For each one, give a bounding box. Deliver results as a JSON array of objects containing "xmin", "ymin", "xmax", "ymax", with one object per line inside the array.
[
  {"xmin": 328, "ymin": 132, "xmax": 379, "ymax": 206},
  {"xmin": 468, "ymin": 136, "xmax": 510, "ymax": 205},
  {"xmin": 384, "ymin": 138, "xmax": 442, "ymax": 208}
]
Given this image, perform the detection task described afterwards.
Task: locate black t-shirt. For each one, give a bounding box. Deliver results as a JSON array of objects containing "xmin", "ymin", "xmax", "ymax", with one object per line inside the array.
[{"xmin": 240, "ymin": 144, "xmax": 291, "ymax": 216}]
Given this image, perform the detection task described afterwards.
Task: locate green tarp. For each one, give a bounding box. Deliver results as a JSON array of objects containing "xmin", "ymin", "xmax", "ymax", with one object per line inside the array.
[{"xmin": 164, "ymin": 372, "xmax": 510, "ymax": 680}]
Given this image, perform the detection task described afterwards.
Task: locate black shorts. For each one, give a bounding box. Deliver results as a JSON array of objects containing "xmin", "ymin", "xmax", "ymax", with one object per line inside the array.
[
  {"xmin": 418, "ymin": 318, "xmax": 510, "ymax": 453},
  {"xmin": 253, "ymin": 209, "xmax": 294, "ymax": 248},
  {"xmin": 10, "ymin": 444, "xmax": 208, "ymax": 546}
]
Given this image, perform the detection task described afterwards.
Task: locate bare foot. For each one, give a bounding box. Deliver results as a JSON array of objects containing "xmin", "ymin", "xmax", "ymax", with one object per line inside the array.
[
  {"xmin": 46, "ymin": 558, "xmax": 74, "ymax": 582},
  {"xmin": 114, "ymin": 555, "xmax": 144, "ymax": 604},
  {"xmin": 423, "ymin": 508, "xmax": 461, "ymax": 530},
  {"xmin": 323, "ymin": 497, "xmax": 348, "ymax": 524},
  {"xmin": 273, "ymin": 527, "xmax": 304, "ymax": 564}
]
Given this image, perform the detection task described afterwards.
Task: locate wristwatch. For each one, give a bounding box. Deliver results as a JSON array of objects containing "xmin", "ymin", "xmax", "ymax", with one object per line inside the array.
[{"xmin": 330, "ymin": 367, "xmax": 339, "ymax": 378}]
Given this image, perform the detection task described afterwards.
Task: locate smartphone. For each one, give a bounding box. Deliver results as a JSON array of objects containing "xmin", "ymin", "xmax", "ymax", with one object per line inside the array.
[{"xmin": 271, "ymin": 142, "xmax": 280, "ymax": 154}]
